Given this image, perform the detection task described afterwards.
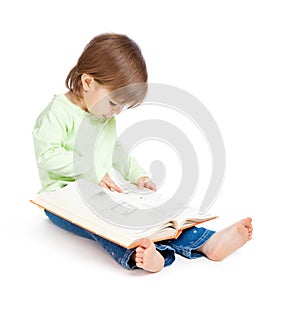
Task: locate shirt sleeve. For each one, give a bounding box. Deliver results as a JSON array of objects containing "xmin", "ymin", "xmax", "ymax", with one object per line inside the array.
[
  {"xmin": 112, "ymin": 140, "xmax": 147, "ymax": 184},
  {"xmin": 32, "ymin": 107, "xmax": 98, "ymax": 183}
]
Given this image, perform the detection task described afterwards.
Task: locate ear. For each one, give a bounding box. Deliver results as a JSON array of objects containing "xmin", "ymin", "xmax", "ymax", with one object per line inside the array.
[{"xmin": 81, "ymin": 73, "xmax": 95, "ymax": 92}]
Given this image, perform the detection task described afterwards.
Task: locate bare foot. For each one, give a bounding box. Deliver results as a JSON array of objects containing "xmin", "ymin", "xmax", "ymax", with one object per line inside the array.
[
  {"xmin": 198, "ymin": 217, "xmax": 253, "ymax": 261},
  {"xmin": 134, "ymin": 238, "xmax": 164, "ymax": 272}
]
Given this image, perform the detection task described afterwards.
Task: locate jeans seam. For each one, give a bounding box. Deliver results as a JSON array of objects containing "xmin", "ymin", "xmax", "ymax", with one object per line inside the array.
[
  {"xmin": 189, "ymin": 229, "xmax": 213, "ymax": 249},
  {"xmin": 155, "ymin": 244, "xmax": 176, "ymax": 267},
  {"xmin": 120, "ymin": 248, "xmax": 136, "ymax": 270},
  {"xmin": 174, "ymin": 229, "xmax": 215, "ymax": 258}
]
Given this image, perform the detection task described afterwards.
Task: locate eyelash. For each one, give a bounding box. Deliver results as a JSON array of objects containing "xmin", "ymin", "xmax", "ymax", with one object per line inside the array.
[{"xmin": 109, "ymin": 101, "xmax": 117, "ymax": 106}]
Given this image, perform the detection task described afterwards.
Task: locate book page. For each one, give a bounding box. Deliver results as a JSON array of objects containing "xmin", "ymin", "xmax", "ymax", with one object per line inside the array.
[
  {"xmin": 33, "ymin": 183, "xmax": 146, "ymax": 244},
  {"xmin": 100, "ymin": 181, "xmax": 216, "ymax": 230},
  {"xmin": 32, "ymin": 180, "xmax": 216, "ymax": 247},
  {"xmin": 170, "ymin": 204, "xmax": 216, "ymax": 228},
  {"xmin": 105, "ymin": 188, "xmax": 168, "ymax": 210},
  {"xmin": 32, "ymin": 181, "xmax": 175, "ymax": 247}
]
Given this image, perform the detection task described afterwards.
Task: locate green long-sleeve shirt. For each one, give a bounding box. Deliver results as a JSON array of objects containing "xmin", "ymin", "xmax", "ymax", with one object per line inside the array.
[{"xmin": 33, "ymin": 94, "xmax": 146, "ymax": 193}]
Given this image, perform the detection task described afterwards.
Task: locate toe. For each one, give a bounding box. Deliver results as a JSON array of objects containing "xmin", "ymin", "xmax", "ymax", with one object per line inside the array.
[
  {"xmin": 242, "ymin": 217, "xmax": 251, "ymax": 226},
  {"xmin": 135, "ymin": 252, "xmax": 143, "ymax": 258},
  {"xmin": 136, "ymin": 247, "xmax": 143, "ymax": 253}
]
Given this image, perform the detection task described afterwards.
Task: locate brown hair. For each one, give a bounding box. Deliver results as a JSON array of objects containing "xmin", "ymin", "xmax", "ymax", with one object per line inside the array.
[{"xmin": 65, "ymin": 33, "xmax": 148, "ymax": 107}]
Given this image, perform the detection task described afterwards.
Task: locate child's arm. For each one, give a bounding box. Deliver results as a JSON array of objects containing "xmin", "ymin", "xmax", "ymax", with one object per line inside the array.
[
  {"xmin": 33, "ymin": 109, "xmax": 100, "ymax": 185},
  {"xmin": 112, "ymin": 140, "xmax": 149, "ymax": 186}
]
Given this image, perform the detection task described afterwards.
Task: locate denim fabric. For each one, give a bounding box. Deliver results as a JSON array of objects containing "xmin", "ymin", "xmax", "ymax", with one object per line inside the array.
[
  {"xmin": 45, "ymin": 211, "xmax": 215, "ymax": 270},
  {"xmin": 163, "ymin": 227, "xmax": 216, "ymax": 258}
]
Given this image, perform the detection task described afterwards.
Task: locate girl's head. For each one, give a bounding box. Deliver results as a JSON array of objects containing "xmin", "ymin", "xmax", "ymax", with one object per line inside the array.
[{"xmin": 66, "ymin": 33, "xmax": 148, "ymax": 117}]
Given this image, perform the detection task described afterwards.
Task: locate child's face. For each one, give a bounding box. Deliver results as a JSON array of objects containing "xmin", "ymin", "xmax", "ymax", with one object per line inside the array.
[{"xmin": 83, "ymin": 76, "xmax": 127, "ymax": 119}]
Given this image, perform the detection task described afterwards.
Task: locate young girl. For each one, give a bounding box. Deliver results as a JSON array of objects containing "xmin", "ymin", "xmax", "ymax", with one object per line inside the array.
[{"xmin": 33, "ymin": 33, "xmax": 252, "ymax": 273}]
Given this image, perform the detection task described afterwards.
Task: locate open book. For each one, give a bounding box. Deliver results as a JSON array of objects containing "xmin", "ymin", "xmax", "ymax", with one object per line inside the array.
[{"xmin": 30, "ymin": 179, "xmax": 217, "ymax": 249}]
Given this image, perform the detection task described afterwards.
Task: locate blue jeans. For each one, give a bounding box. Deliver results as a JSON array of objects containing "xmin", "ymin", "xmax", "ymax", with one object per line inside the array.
[{"xmin": 45, "ymin": 211, "xmax": 215, "ymax": 270}]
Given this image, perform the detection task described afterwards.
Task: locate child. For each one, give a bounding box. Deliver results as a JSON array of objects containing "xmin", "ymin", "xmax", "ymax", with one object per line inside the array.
[{"xmin": 33, "ymin": 33, "xmax": 252, "ymax": 273}]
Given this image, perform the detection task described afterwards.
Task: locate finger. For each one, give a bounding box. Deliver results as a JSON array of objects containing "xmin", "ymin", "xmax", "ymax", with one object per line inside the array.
[
  {"xmin": 110, "ymin": 183, "xmax": 123, "ymax": 193},
  {"xmin": 144, "ymin": 181, "xmax": 157, "ymax": 191},
  {"xmin": 99, "ymin": 181, "xmax": 110, "ymax": 190},
  {"xmin": 105, "ymin": 179, "xmax": 122, "ymax": 193},
  {"xmin": 102, "ymin": 174, "xmax": 123, "ymax": 193}
]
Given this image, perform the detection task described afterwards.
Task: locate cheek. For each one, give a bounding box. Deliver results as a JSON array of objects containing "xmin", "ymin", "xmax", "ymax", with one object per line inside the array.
[
  {"xmin": 89, "ymin": 99, "xmax": 111, "ymax": 116},
  {"xmin": 100, "ymin": 102, "xmax": 111, "ymax": 113}
]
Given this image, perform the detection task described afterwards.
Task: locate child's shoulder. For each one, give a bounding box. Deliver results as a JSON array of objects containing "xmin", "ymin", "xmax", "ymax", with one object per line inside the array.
[
  {"xmin": 40, "ymin": 94, "xmax": 81, "ymax": 118},
  {"xmin": 34, "ymin": 94, "xmax": 76, "ymax": 126},
  {"xmin": 49, "ymin": 94, "xmax": 76, "ymax": 114}
]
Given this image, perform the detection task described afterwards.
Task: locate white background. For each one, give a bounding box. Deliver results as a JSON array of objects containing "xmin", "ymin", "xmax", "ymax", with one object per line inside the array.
[{"xmin": 1, "ymin": 0, "xmax": 299, "ymax": 309}]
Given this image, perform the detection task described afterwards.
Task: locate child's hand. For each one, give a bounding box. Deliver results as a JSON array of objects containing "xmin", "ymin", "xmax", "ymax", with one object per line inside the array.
[
  {"xmin": 99, "ymin": 173, "xmax": 123, "ymax": 193},
  {"xmin": 137, "ymin": 176, "xmax": 157, "ymax": 191}
]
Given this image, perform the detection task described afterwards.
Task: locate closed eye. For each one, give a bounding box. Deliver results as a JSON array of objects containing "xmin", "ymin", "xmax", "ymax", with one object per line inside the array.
[{"xmin": 109, "ymin": 100, "xmax": 118, "ymax": 106}]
